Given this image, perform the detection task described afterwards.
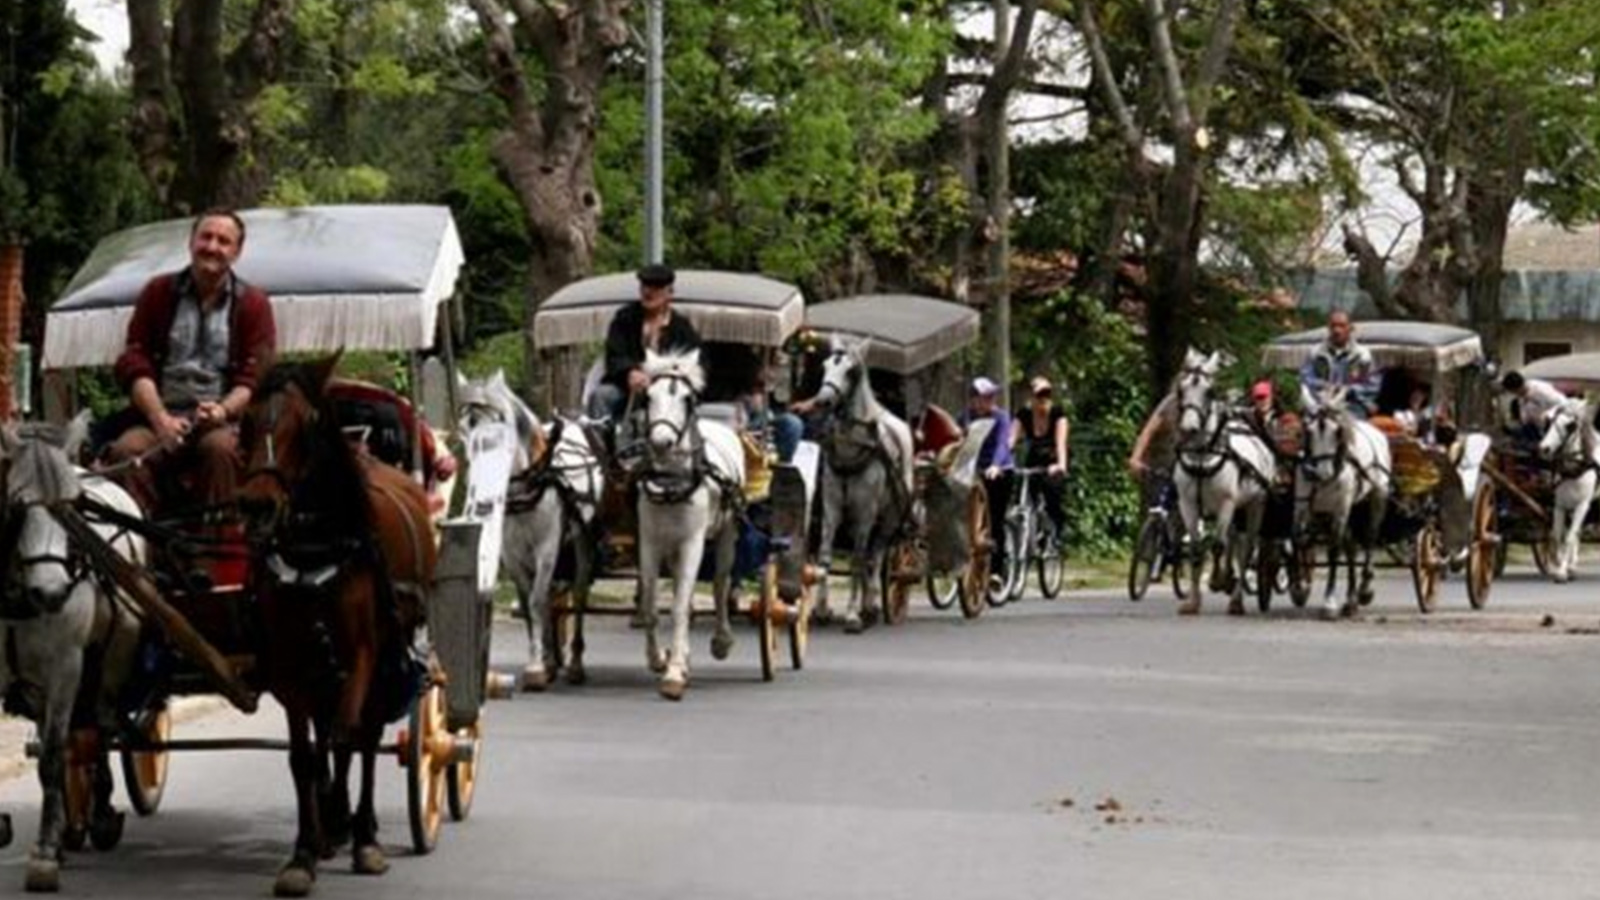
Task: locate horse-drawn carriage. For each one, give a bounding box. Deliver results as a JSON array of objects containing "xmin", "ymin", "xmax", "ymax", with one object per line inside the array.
[
  {"xmin": 1509, "ymin": 350, "xmax": 1600, "ymax": 580},
  {"xmin": 1262, "ymin": 321, "xmax": 1499, "ymax": 613},
  {"xmin": 11, "ymin": 205, "xmax": 501, "ymax": 893},
  {"xmin": 801, "ymin": 293, "xmax": 995, "ymax": 623},
  {"xmin": 529, "ymin": 271, "xmax": 820, "ymax": 693}
]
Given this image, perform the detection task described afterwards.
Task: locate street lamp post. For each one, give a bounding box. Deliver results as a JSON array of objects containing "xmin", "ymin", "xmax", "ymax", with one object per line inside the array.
[{"xmin": 644, "ymin": 0, "xmax": 664, "ymax": 266}]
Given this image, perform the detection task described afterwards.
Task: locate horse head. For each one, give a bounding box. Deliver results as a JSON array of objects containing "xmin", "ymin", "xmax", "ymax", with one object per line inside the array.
[
  {"xmin": 237, "ymin": 353, "xmax": 346, "ymax": 534},
  {"xmin": 1539, "ymin": 399, "xmax": 1588, "ymax": 463},
  {"xmin": 459, "ymin": 369, "xmax": 540, "ymax": 471},
  {"xmin": 1175, "ymin": 349, "xmax": 1222, "ymax": 439},
  {"xmin": 643, "ymin": 347, "xmax": 705, "ymax": 456},
  {"xmin": 1300, "ymin": 386, "xmax": 1352, "ymax": 482},
  {"xmin": 0, "ymin": 413, "xmax": 91, "ymax": 609},
  {"xmin": 815, "ymin": 335, "xmax": 871, "ymax": 412}
]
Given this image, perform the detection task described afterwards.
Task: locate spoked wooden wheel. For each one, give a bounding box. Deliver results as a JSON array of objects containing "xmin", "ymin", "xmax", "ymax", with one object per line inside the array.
[
  {"xmin": 446, "ymin": 720, "xmax": 482, "ymax": 822},
  {"xmin": 403, "ymin": 682, "xmax": 449, "ymax": 854},
  {"xmin": 1532, "ymin": 537, "xmax": 1553, "ymax": 577},
  {"xmin": 880, "ymin": 539, "xmax": 918, "ymax": 626},
  {"xmin": 960, "ymin": 485, "xmax": 990, "ymax": 619},
  {"xmin": 122, "ymin": 705, "xmax": 171, "ymax": 816},
  {"xmin": 1411, "ymin": 523, "xmax": 1443, "ymax": 613},
  {"xmin": 759, "ymin": 561, "xmax": 780, "ymax": 682},
  {"xmin": 1467, "ymin": 481, "xmax": 1497, "ymax": 610}
]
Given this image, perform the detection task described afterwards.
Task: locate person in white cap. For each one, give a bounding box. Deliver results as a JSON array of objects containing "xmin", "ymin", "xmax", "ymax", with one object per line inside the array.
[{"xmin": 963, "ymin": 376, "xmax": 1015, "ymax": 580}]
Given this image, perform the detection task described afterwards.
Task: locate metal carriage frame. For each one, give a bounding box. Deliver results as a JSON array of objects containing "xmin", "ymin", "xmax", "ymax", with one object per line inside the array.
[
  {"xmin": 531, "ymin": 270, "xmax": 823, "ymax": 682},
  {"xmin": 1262, "ymin": 320, "xmax": 1499, "ymax": 613},
  {"xmin": 34, "ymin": 204, "xmax": 497, "ymax": 855}
]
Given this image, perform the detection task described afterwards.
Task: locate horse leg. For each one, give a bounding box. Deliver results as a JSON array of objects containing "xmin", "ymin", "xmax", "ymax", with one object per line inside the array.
[
  {"xmin": 661, "ymin": 537, "xmax": 705, "ymax": 701},
  {"xmin": 23, "ymin": 638, "xmax": 81, "ymax": 892},
  {"xmin": 567, "ymin": 542, "xmax": 593, "ymax": 685},
  {"xmin": 320, "ymin": 727, "xmax": 351, "ymax": 855},
  {"xmin": 1569, "ymin": 485, "xmax": 1594, "ymax": 580},
  {"xmin": 1176, "ymin": 479, "xmax": 1203, "ymax": 615},
  {"xmin": 710, "ymin": 518, "xmax": 738, "ymax": 661},
  {"xmin": 844, "ymin": 513, "xmax": 875, "ymax": 633},
  {"xmin": 815, "ymin": 470, "xmax": 843, "ymax": 624},
  {"xmin": 350, "ymin": 721, "xmax": 387, "ymax": 876},
  {"xmin": 1214, "ymin": 495, "xmax": 1243, "ymax": 614},
  {"xmin": 1232, "ymin": 500, "xmax": 1265, "ymax": 616},
  {"xmin": 636, "ymin": 523, "xmax": 666, "ymax": 675},
  {"xmin": 275, "ymin": 704, "xmax": 322, "ymax": 898},
  {"xmin": 1322, "ymin": 514, "xmax": 1347, "ymax": 620}
]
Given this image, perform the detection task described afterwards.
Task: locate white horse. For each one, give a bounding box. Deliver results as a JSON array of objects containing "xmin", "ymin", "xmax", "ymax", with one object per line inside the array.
[
  {"xmin": 809, "ymin": 336, "xmax": 915, "ymax": 633},
  {"xmin": 636, "ymin": 348, "xmax": 745, "ymax": 700},
  {"xmin": 459, "ymin": 370, "xmax": 603, "ymax": 690},
  {"xmin": 1170, "ymin": 350, "xmax": 1277, "ymax": 616},
  {"xmin": 1296, "ymin": 385, "xmax": 1392, "ymax": 618},
  {"xmin": 1536, "ymin": 398, "xmax": 1599, "ymax": 583},
  {"xmin": 0, "ymin": 415, "xmax": 147, "ymax": 892}
]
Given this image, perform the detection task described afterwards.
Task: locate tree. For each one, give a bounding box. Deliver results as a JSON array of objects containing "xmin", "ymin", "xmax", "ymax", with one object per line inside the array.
[
  {"xmin": 125, "ymin": 0, "xmax": 299, "ymax": 212},
  {"xmin": 1306, "ymin": 0, "xmax": 1600, "ymax": 351}
]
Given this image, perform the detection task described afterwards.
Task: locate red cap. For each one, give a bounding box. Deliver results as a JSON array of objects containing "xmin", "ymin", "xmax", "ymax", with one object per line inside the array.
[{"xmin": 1251, "ymin": 380, "xmax": 1273, "ymax": 401}]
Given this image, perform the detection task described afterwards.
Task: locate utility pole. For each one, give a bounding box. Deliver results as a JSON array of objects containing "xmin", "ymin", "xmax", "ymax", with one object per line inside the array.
[
  {"xmin": 988, "ymin": 0, "xmax": 1012, "ymax": 408},
  {"xmin": 643, "ymin": 0, "xmax": 664, "ymax": 265}
]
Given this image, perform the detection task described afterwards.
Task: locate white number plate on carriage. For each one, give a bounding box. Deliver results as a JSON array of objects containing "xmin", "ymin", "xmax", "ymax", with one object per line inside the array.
[{"xmin": 459, "ymin": 421, "xmax": 516, "ymax": 594}]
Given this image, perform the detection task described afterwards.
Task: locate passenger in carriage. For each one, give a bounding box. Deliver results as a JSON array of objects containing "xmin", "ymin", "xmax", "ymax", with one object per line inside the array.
[
  {"xmin": 701, "ymin": 344, "xmax": 802, "ymax": 464},
  {"xmin": 103, "ymin": 208, "xmax": 277, "ymax": 514},
  {"xmin": 963, "ymin": 377, "xmax": 1015, "ymax": 580},
  {"xmin": 325, "ymin": 378, "xmax": 459, "ymax": 493},
  {"xmin": 586, "ymin": 263, "xmax": 701, "ymax": 424},
  {"xmin": 1300, "ymin": 309, "xmax": 1379, "ymax": 417}
]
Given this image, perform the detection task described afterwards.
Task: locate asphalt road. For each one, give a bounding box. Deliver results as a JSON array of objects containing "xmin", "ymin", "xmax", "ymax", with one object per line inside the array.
[{"xmin": 4, "ymin": 563, "xmax": 1600, "ymax": 899}]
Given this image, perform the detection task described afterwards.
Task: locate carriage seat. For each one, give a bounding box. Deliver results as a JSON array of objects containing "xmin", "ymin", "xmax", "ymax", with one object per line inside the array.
[
  {"xmin": 916, "ymin": 403, "xmax": 962, "ymax": 458},
  {"xmin": 699, "ymin": 402, "xmax": 747, "ymax": 432}
]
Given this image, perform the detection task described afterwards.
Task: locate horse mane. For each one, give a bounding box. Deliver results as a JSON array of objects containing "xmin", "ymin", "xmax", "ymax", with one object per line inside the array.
[
  {"xmin": 7, "ymin": 432, "xmax": 81, "ymax": 506},
  {"xmin": 643, "ymin": 349, "xmax": 706, "ymax": 394},
  {"xmin": 255, "ymin": 362, "xmax": 372, "ymax": 534}
]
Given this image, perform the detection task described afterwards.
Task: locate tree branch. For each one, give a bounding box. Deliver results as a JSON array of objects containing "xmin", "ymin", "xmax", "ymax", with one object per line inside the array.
[
  {"xmin": 1189, "ymin": 0, "xmax": 1243, "ymax": 123},
  {"xmin": 1073, "ymin": 0, "xmax": 1142, "ymax": 149},
  {"xmin": 1144, "ymin": 0, "xmax": 1193, "ymax": 133},
  {"xmin": 465, "ymin": 0, "xmax": 544, "ymax": 149}
]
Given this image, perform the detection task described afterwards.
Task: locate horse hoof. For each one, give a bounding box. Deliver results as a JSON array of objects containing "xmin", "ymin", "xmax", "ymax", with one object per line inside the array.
[
  {"xmin": 61, "ymin": 826, "xmax": 85, "ymax": 853},
  {"xmin": 24, "ymin": 857, "xmax": 60, "ymax": 894},
  {"xmin": 565, "ymin": 663, "xmax": 587, "ymax": 686},
  {"xmin": 1177, "ymin": 599, "xmax": 1201, "ymax": 616},
  {"xmin": 647, "ymin": 651, "xmax": 668, "ymax": 675},
  {"xmin": 89, "ymin": 809, "xmax": 124, "ymax": 851},
  {"xmin": 1358, "ymin": 590, "xmax": 1375, "ymax": 607},
  {"xmin": 658, "ymin": 678, "xmax": 687, "ymax": 702},
  {"xmin": 522, "ymin": 666, "xmax": 550, "ymax": 693},
  {"xmin": 862, "ymin": 605, "xmax": 881, "ymax": 626},
  {"xmin": 812, "ymin": 605, "xmax": 835, "ymax": 626},
  {"xmin": 843, "ymin": 613, "xmax": 864, "ymax": 634},
  {"xmin": 485, "ymin": 671, "xmax": 519, "ymax": 699},
  {"xmin": 1226, "ymin": 599, "xmax": 1244, "ymax": 617},
  {"xmin": 352, "ymin": 844, "xmax": 389, "ymax": 876},
  {"xmin": 1320, "ymin": 605, "xmax": 1339, "ymax": 621},
  {"xmin": 273, "ymin": 864, "xmax": 316, "ymax": 898},
  {"xmin": 0, "ymin": 812, "xmax": 12, "ymax": 849},
  {"xmin": 711, "ymin": 632, "xmax": 735, "ymax": 661}
]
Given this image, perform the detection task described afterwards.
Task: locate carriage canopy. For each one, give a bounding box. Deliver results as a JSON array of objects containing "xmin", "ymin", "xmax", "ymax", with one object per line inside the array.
[
  {"xmin": 1520, "ymin": 351, "xmax": 1600, "ymax": 387},
  {"xmin": 803, "ymin": 294, "xmax": 980, "ymax": 375},
  {"xmin": 42, "ymin": 205, "xmax": 466, "ymax": 371},
  {"xmin": 1261, "ymin": 321, "xmax": 1484, "ymax": 372},
  {"xmin": 532, "ymin": 270, "xmax": 806, "ymax": 350}
]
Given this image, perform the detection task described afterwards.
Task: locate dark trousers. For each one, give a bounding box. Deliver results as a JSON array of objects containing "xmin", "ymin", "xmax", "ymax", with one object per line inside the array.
[
  {"xmin": 986, "ymin": 471, "xmax": 1013, "ymax": 567},
  {"xmin": 105, "ymin": 422, "xmax": 239, "ymax": 513}
]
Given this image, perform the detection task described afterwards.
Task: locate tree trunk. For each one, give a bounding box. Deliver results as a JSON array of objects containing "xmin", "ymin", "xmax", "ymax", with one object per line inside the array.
[
  {"xmin": 465, "ymin": 0, "xmax": 630, "ymax": 412},
  {"xmin": 1144, "ymin": 141, "xmax": 1205, "ymax": 395}
]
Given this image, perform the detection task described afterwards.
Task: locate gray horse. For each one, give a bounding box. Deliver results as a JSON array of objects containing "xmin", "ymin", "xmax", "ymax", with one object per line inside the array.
[
  {"xmin": 804, "ymin": 337, "xmax": 915, "ymax": 633},
  {"xmin": 0, "ymin": 414, "xmax": 147, "ymax": 892},
  {"xmin": 458, "ymin": 370, "xmax": 603, "ymax": 690}
]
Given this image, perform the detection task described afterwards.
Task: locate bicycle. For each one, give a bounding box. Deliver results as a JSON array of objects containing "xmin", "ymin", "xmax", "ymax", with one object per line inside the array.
[
  {"xmin": 1127, "ymin": 474, "xmax": 1188, "ymax": 601},
  {"xmin": 991, "ymin": 467, "xmax": 1067, "ymax": 605}
]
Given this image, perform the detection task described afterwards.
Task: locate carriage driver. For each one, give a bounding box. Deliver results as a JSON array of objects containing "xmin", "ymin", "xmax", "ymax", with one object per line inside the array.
[
  {"xmin": 586, "ymin": 263, "xmax": 702, "ymax": 425},
  {"xmin": 103, "ymin": 208, "xmax": 277, "ymax": 513},
  {"xmin": 1301, "ymin": 309, "xmax": 1379, "ymax": 416},
  {"xmin": 1498, "ymin": 370, "xmax": 1567, "ymax": 445}
]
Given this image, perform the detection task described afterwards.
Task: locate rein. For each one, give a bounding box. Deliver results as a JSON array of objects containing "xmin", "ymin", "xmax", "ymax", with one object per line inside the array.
[{"xmin": 638, "ymin": 371, "xmax": 741, "ymax": 513}]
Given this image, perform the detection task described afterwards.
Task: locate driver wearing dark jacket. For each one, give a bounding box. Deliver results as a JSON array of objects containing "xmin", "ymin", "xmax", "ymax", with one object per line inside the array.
[{"xmin": 586, "ymin": 264, "xmax": 701, "ymax": 420}]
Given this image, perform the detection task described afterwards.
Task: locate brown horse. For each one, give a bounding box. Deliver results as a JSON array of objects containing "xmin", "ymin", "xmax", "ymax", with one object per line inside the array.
[{"xmin": 237, "ymin": 355, "xmax": 437, "ymax": 898}]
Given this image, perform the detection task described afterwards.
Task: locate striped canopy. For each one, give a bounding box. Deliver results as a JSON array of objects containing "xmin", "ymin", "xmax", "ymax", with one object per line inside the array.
[
  {"xmin": 43, "ymin": 205, "xmax": 465, "ymax": 370},
  {"xmin": 804, "ymin": 294, "xmax": 980, "ymax": 374}
]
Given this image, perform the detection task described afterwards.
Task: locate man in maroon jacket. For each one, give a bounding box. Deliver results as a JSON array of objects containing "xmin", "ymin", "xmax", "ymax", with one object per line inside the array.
[{"xmin": 103, "ymin": 209, "xmax": 276, "ymax": 512}]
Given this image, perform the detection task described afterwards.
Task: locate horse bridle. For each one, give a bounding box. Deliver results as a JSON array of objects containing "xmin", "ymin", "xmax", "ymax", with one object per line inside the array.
[
  {"xmin": 0, "ymin": 451, "xmax": 90, "ymax": 618},
  {"xmin": 1298, "ymin": 406, "xmax": 1350, "ymax": 486},
  {"xmin": 1543, "ymin": 407, "xmax": 1595, "ymax": 478},
  {"xmin": 644, "ymin": 371, "xmax": 703, "ymax": 455}
]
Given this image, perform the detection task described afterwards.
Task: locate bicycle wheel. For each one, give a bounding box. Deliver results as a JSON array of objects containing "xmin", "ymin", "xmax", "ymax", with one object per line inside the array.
[
  {"xmin": 990, "ymin": 513, "xmax": 1027, "ymax": 606},
  {"xmin": 1035, "ymin": 513, "xmax": 1065, "ymax": 599},
  {"xmin": 1128, "ymin": 514, "xmax": 1163, "ymax": 601}
]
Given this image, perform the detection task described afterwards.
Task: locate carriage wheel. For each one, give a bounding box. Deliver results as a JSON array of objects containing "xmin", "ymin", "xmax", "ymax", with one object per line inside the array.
[
  {"xmin": 1411, "ymin": 523, "xmax": 1443, "ymax": 614},
  {"xmin": 1467, "ymin": 482, "xmax": 1497, "ymax": 610},
  {"xmin": 446, "ymin": 720, "xmax": 482, "ymax": 822},
  {"xmin": 758, "ymin": 562, "xmax": 780, "ymax": 682},
  {"xmin": 121, "ymin": 705, "xmax": 171, "ymax": 817},
  {"xmin": 1531, "ymin": 536, "xmax": 1554, "ymax": 577},
  {"xmin": 1127, "ymin": 515, "xmax": 1163, "ymax": 602},
  {"xmin": 788, "ymin": 566, "xmax": 814, "ymax": 671},
  {"xmin": 1255, "ymin": 542, "xmax": 1278, "ymax": 613},
  {"xmin": 403, "ymin": 682, "xmax": 449, "ymax": 855},
  {"xmin": 959, "ymin": 486, "xmax": 990, "ymax": 619},
  {"xmin": 880, "ymin": 539, "xmax": 917, "ymax": 626}
]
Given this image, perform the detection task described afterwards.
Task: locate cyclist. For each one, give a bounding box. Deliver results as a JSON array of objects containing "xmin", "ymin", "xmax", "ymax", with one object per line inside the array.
[{"xmin": 1012, "ymin": 375, "xmax": 1069, "ymax": 538}]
